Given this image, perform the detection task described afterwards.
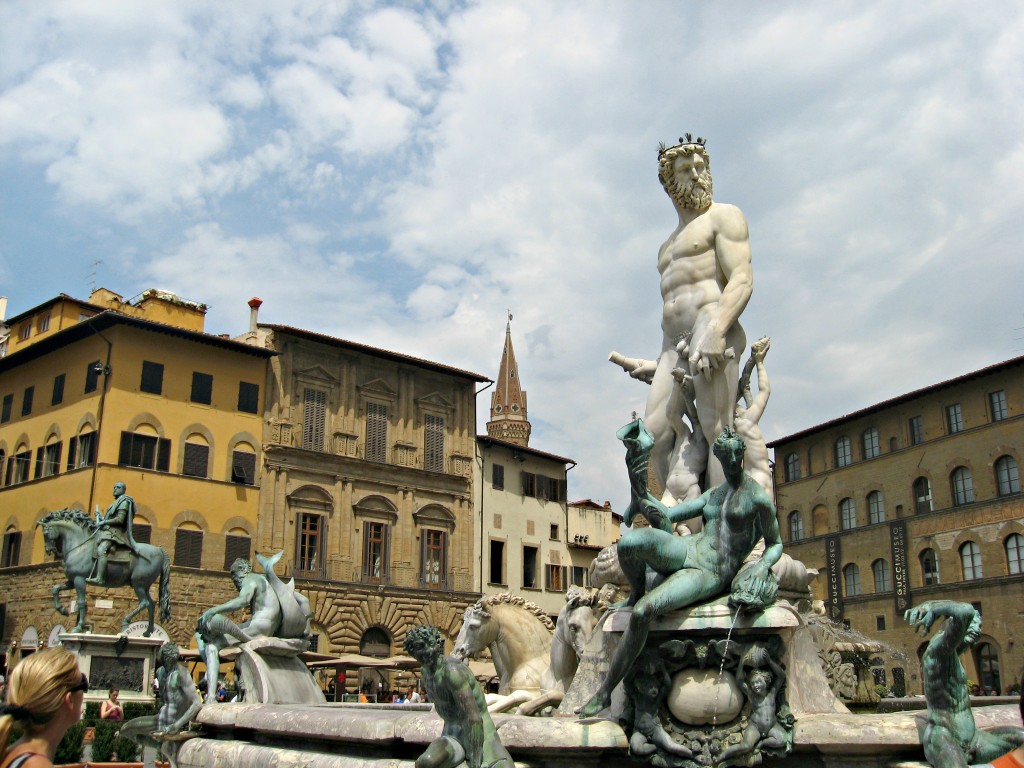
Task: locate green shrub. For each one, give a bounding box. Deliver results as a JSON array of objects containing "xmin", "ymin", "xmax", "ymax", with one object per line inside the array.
[
  {"xmin": 91, "ymin": 719, "xmax": 117, "ymax": 762},
  {"xmin": 115, "ymin": 730, "xmax": 141, "ymax": 762},
  {"xmin": 122, "ymin": 701, "xmax": 157, "ymax": 720},
  {"xmin": 55, "ymin": 720, "xmax": 86, "ymax": 765},
  {"xmin": 83, "ymin": 701, "xmax": 101, "ymax": 727}
]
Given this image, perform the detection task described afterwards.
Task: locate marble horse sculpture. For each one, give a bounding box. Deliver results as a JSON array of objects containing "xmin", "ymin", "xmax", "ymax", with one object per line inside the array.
[
  {"xmin": 452, "ymin": 593, "xmax": 554, "ymax": 695},
  {"xmin": 38, "ymin": 507, "xmax": 171, "ymax": 635}
]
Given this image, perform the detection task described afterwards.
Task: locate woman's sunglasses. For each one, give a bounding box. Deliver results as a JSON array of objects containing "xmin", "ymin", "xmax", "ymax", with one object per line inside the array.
[{"xmin": 68, "ymin": 673, "xmax": 90, "ymax": 694}]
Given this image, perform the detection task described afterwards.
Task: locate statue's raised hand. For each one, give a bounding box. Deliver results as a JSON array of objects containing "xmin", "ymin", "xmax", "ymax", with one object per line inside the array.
[{"xmin": 904, "ymin": 603, "xmax": 938, "ymax": 636}]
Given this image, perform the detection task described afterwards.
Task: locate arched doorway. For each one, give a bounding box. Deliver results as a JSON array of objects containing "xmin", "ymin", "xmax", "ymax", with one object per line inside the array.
[
  {"xmin": 358, "ymin": 627, "xmax": 392, "ymax": 701},
  {"xmin": 975, "ymin": 642, "xmax": 1002, "ymax": 694}
]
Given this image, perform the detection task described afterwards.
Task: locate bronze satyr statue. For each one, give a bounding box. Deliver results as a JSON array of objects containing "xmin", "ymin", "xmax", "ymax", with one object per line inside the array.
[
  {"xmin": 907, "ymin": 601, "xmax": 1024, "ymax": 767},
  {"xmin": 403, "ymin": 625, "xmax": 513, "ymax": 768}
]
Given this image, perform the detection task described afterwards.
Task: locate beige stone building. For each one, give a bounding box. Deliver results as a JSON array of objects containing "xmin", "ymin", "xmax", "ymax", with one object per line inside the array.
[
  {"xmin": 769, "ymin": 355, "xmax": 1024, "ymax": 696},
  {"xmin": 253, "ymin": 322, "xmax": 487, "ymax": 679},
  {"xmin": 476, "ymin": 321, "xmax": 618, "ymax": 617}
]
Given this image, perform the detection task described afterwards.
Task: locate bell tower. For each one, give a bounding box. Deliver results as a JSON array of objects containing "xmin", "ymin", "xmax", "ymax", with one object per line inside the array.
[{"xmin": 486, "ymin": 314, "xmax": 531, "ymax": 446}]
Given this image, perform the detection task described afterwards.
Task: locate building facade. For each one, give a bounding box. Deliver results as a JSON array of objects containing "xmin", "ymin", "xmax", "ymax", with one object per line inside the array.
[
  {"xmin": 0, "ymin": 289, "xmax": 273, "ymax": 669},
  {"xmin": 769, "ymin": 355, "xmax": 1024, "ymax": 696},
  {"xmin": 254, "ymin": 323, "xmax": 486, "ymax": 667}
]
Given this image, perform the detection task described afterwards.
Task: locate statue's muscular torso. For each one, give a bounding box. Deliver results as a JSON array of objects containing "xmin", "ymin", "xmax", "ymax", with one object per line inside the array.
[{"xmin": 658, "ymin": 202, "xmax": 747, "ymax": 345}]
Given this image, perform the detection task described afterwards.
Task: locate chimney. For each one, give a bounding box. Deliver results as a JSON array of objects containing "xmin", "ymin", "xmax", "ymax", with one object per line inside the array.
[{"xmin": 247, "ymin": 297, "xmax": 263, "ymax": 338}]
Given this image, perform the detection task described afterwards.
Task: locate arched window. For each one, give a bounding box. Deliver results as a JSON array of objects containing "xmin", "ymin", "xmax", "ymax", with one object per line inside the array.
[
  {"xmin": 960, "ymin": 541, "xmax": 982, "ymax": 581},
  {"xmin": 1, "ymin": 525, "xmax": 23, "ymax": 567},
  {"xmin": 843, "ymin": 563, "xmax": 861, "ymax": 596},
  {"xmin": 914, "ymin": 476, "xmax": 933, "ymax": 514},
  {"xmin": 867, "ymin": 491, "xmax": 885, "ymax": 524},
  {"xmin": 788, "ymin": 511, "xmax": 804, "ymax": 541},
  {"xmin": 995, "ymin": 456, "xmax": 1021, "ymax": 497},
  {"xmin": 835, "ymin": 437, "xmax": 853, "ymax": 468},
  {"xmin": 862, "ymin": 427, "xmax": 880, "ymax": 459},
  {"xmin": 920, "ymin": 548, "xmax": 940, "ymax": 586},
  {"xmin": 975, "ymin": 643, "xmax": 1002, "ymax": 694},
  {"xmin": 360, "ymin": 627, "xmax": 391, "ymax": 658},
  {"xmin": 840, "ymin": 498, "xmax": 857, "ymax": 530},
  {"xmin": 784, "ymin": 453, "xmax": 801, "ymax": 482},
  {"xmin": 951, "ymin": 467, "xmax": 975, "ymax": 506},
  {"xmin": 872, "ymin": 559, "xmax": 891, "ymax": 592},
  {"xmin": 1005, "ymin": 533, "xmax": 1024, "ymax": 575}
]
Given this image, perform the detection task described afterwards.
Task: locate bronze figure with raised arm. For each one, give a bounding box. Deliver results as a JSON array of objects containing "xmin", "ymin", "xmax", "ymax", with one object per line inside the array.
[{"xmin": 577, "ymin": 425, "xmax": 782, "ymax": 717}]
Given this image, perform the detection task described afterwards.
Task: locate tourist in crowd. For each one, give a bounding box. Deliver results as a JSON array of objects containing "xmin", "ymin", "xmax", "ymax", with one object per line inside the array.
[
  {"xmin": 99, "ymin": 688, "xmax": 122, "ymax": 721},
  {"xmin": 0, "ymin": 647, "xmax": 87, "ymax": 768}
]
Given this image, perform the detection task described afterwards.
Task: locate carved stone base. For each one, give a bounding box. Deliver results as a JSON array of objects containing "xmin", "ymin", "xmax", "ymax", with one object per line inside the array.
[{"xmin": 235, "ymin": 637, "xmax": 326, "ymax": 705}]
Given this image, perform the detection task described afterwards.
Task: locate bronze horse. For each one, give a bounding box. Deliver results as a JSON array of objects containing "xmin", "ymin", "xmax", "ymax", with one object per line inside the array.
[{"xmin": 37, "ymin": 509, "xmax": 171, "ymax": 635}]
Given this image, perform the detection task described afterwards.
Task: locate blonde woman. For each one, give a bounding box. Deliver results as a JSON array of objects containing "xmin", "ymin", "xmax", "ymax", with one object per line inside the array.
[{"xmin": 0, "ymin": 648, "xmax": 86, "ymax": 768}]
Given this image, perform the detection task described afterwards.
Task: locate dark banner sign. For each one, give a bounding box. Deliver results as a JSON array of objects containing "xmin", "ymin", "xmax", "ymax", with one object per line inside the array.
[
  {"xmin": 891, "ymin": 520, "xmax": 910, "ymax": 613},
  {"xmin": 826, "ymin": 535, "xmax": 843, "ymax": 621}
]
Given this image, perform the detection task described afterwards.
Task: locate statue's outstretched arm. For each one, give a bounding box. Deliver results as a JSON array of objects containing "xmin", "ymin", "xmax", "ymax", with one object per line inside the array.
[{"xmin": 663, "ymin": 492, "xmax": 708, "ymax": 524}]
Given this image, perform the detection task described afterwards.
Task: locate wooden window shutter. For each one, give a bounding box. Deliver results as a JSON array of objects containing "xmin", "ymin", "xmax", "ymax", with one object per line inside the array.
[
  {"xmin": 232, "ymin": 450, "xmax": 256, "ymax": 484},
  {"xmin": 174, "ymin": 529, "xmax": 203, "ymax": 568},
  {"xmin": 157, "ymin": 438, "xmax": 171, "ymax": 472},
  {"xmin": 118, "ymin": 432, "xmax": 133, "ymax": 465},
  {"xmin": 302, "ymin": 388, "xmax": 327, "ymax": 450},
  {"xmin": 366, "ymin": 402, "xmax": 388, "ymax": 462},
  {"xmin": 132, "ymin": 524, "xmax": 152, "ymax": 544},
  {"xmin": 224, "ymin": 534, "xmax": 251, "ymax": 570},
  {"xmin": 424, "ymin": 414, "xmax": 445, "ymax": 472},
  {"xmin": 34, "ymin": 447, "xmax": 44, "ymax": 479},
  {"xmin": 66, "ymin": 437, "xmax": 78, "ymax": 470},
  {"xmin": 182, "ymin": 443, "xmax": 209, "ymax": 477}
]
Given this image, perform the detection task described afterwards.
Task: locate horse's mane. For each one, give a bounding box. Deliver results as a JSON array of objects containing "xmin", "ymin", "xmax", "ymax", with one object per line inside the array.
[
  {"xmin": 565, "ymin": 585, "xmax": 599, "ymax": 610},
  {"xmin": 38, "ymin": 508, "xmax": 96, "ymax": 532},
  {"xmin": 468, "ymin": 593, "xmax": 555, "ymax": 630}
]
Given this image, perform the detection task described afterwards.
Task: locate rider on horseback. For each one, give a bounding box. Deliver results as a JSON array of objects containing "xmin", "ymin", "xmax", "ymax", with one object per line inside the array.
[{"xmin": 86, "ymin": 481, "xmax": 140, "ymax": 586}]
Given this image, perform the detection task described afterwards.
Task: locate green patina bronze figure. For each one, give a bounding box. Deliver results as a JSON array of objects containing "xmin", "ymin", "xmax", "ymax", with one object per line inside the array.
[
  {"xmin": 907, "ymin": 601, "xmax": 1024, "ymax": 767},
  {"xmin": 403, "ymin": 625, "xmax": 513, "ymax": 768},
  {"xmin": 38, "ymin": 482, "xmax": 171, "ymax": 635},
  {"xmin": 577, "ymin": 423, "xmax": 783, "ymax": 718}
]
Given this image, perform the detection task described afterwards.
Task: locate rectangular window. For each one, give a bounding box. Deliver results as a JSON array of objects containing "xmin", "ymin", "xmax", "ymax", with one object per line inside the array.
[
  {"xmin": 522, "ymin": 545, "xmax": 538, "ymax": 589},
  {"xmin": 21, "ymin": 386, "xmax": 34, "ymax": 417},
  {"xmin": 190, "ymin": 372, "xmax": 213, "ymax": 405},
  {"xmin": 362, "ymin": 521, "xmax": 390, "ymax": 583},
  {"xmin": 366, "ymin": 402, "xmax": 388, "ymax": 462},
  {"xmin": 835, "ymin": 437, "xmax": 852, "ymax": 468},
  {"xmin": 297, "ymin": 513, "xmax": 324, "ymax": 578},
  {"xmin": 302, "ymin": 388, "xmax": 327, "ymax": 451},
  {"xmin": 424, "ymin": 414, "xmax": 445, "ymax": 472},
  {"xmin": 909, "ymin": 416, "xmax": 923, "ymax": 446},
  {"xmin": 224, "ymin": 534, "xmax": 251, "ymax": 570},
  {"xmin": 6, "ymin": 451, "xmax": 30, "ymax": 485},
  {"xmin": 66, "ymin": 432, "xmax": 96, "ymax": 470},
  {"xmin": 84, "ymin": 362, "xmax": 100, "ymax": 394},
  {"xmin": 421, "ymin": 529, "xmax": 447, "ymax": 588},
  {"xmin": 237, "ymin": 381, "xmax": 259, "ymax": 414},
  {"xmin": 1, "ymin": 531, "xmax": 22, "ymax": 567},
  {"xmin": 521, "ymin": 471, "xmax": 536, "ymax": 497},
  {"xmin": 1, "ymin": 394, "xmax": 11, "ymax": 423},
  {"xmin": 51, "ymin": 374, "xmax": 65, "ymax": 406},
  {"xmin": 550, "ymin": 524, "xmax": 559, "ymax": 540},
  {"xmin": 545, "ymin": 564, "xmax": 566, "ymax": 592},
  {"xmin": 173, "ymin": 529, "xmax": 203, "ymax": 568},
  {"xmin": 118, "ymin": 431, "xmax": 171, "ymax": 471},
  {"xmin": 182, "ymin": 443, "xmax": 209, "ymax": 478},
  {"xmin": 140, "ymin": 361, "xmax": 164, "ymax": 395},
  {"xmin": 990, "ymin": 390, "xmax": 1008, "ymax": 422},
  {"xmin": 570, "ymin": 566, "xmax": 589, "ymax": 587},
  {"xmin": 39, "ymin": 442, "xmax": 62, "ymax": 478},
  {"xmin": 489, "ymin": 540, "xmax": 506, "ymax": 585},
  {"xmin": 492, "ymin": 463, "xmax": 504, "ymax": 490},
  {"xmin": 231, "ymin": 450, "xmax": 256, "ymax": 485},
  {"xmin": 946, "ymin": 403, "xmax": 963, "ymax": 434}
]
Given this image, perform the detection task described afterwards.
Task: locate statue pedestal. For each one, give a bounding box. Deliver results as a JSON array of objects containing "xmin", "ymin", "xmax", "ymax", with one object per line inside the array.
[
  {"xmin": 235, "ymin": 638, "xmax": 326, "ymax": 705},
  {"xmin": 561, "ymin": 597, "xmax": 848, "ymax": 767},
  {"xmin": 59, "ymin": 632, "xmax": 162, "ymax": 704}
]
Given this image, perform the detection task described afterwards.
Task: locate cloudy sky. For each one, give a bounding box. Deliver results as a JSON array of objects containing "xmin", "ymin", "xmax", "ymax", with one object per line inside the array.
[{"xmin": 1, "ymin": 1, "xmax": 1021, "ymax": 511}]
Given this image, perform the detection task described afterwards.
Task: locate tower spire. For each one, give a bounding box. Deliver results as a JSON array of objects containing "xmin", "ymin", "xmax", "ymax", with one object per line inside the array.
[{"xmin": 486, "ymin": 313, "xmax": 531, "ymax": 446}]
